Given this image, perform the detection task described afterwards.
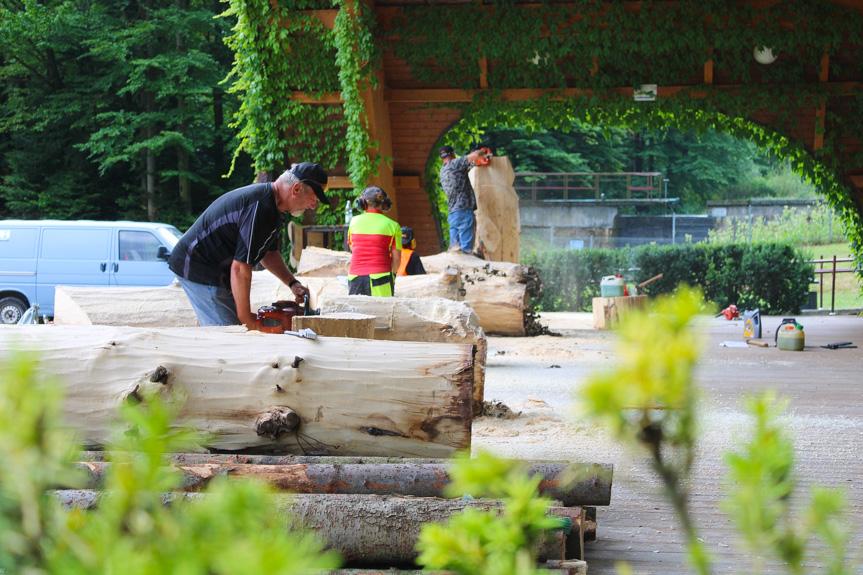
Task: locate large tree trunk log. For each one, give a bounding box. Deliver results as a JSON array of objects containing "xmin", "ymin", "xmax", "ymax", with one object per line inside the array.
[
  {"xmin": 1, "ymin": 325, "xmax": 473, "ymax": 457},
  {"xmin": 295, "ymin": 245, "xmax": 351, "ymax": 277},
  {"xmin": 469, "ymin": 156, "xmax": 520, "ymax": 263},
  {"xmin": 302, "ymin": 270, "xmax": 462, "ymax": 310},
  {"xmin": 317, "ymin": 296, "xmax": 486, "ymax": 415},
  {"xmin": 420, "ymin": 252, "xmax": 544, "ymax": 336},
  {"xmin": 77, "ymin": 461, "xmax": 612, "ymax": 506},
  {"xmin": 54, "ymin": 281, "xmax": 199, "ymax": 327},
  {"xmin": 53, "ymin": 491, "xmax": 569, "ymax": 565}
]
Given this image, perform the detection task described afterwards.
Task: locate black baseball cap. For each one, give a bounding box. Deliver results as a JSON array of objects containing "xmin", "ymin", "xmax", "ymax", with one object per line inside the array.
[
  {"xmin": 439, "ymin": 145, "xmax": 454, "ymax": 159},
  {"xmin": 290, "ymin": 162, "xmax": 330, "ymax": 205}
]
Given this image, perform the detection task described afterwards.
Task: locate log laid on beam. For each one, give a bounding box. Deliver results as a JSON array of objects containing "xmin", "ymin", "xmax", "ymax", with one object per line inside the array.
[
  {"xmin": 302, "ymin": 269, "xmax": 462, "ymax": 310},
  {"xmin": 1, "ymin": 325, "xmax": 473, "ymax": 457},
  {"xmin": 317, "ymin": 296, "xmax": 486, "ymax": 415},
  {"xmin": 54, "ymin": 491, "xmax": 572, "ymax": 565},
  {"xmin": 421, "ymin": 251, "xmax": 544, "ymax": 336},
  {"xmin": 295, "ymin": 245, "xmax": 351, "ymax": 277},
  {"xmin": 77, "ymin": 461, "xmax": 613, "ymax": 506}
]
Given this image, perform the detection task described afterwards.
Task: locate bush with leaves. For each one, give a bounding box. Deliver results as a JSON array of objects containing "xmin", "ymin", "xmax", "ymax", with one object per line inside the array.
[
  {"xmin": 415, "ymin": 452, "xmax": 562, "ymax": 575},
  {"xmin": 579, "ymin": 287, "xmax": 854, "ymax": 574},
  {"xmin": 0, "ymin": 351, "xmax": 340, "ymax": 575}
]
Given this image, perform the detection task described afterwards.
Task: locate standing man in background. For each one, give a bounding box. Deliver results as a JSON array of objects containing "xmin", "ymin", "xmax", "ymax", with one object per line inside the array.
[
  {"xmin": 347, "ymin": 186, "xmax": 401, "ymax": 297},
  {"xmin": 438, "ymin": 145, "xmax": 492, "ymax": 254},
  {"xmin": 169, "ymin": 162, "xmax": 330, "ymax": 329}
]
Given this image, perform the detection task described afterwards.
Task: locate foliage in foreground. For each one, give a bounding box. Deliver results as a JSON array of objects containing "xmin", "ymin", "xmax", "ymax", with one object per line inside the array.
[
  {"xmin": 0, "ymin": 351, "xmax": 339, "ymax": 575},
  {"xmin": 579, "ymin": 287, "xmax": 855, "ymax": 574},
  {"xmin": 416, "ymin": 452, "xmax": 561, "ymax": 575}
]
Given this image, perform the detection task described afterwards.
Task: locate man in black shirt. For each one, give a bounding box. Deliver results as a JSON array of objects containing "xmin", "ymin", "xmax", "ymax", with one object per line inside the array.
[{"xmin": 169, "ymin": 162, "xmax": 329, "ymax": 329}]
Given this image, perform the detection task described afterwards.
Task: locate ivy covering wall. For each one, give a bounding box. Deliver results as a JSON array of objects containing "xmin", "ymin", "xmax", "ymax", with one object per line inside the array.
[{"xmin": 223, "ymin": 0, "xmax": 863, "ymax": 260}]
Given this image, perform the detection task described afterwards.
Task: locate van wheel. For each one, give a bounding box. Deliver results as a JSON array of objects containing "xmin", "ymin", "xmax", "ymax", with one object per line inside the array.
[{"xmin": 0, "ymin": 297, "xmax": 27, "ymax": 324}]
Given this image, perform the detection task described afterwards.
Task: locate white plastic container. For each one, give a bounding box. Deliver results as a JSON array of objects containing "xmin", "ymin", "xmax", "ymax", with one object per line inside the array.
[{"xmin": 600, "ymin": 275, "xmax": 625, "ymax": 297}]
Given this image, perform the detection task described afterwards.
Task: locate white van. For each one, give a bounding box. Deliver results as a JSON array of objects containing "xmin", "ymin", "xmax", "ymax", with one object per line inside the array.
[{"xmin": 0, "ymin": 220, "xmax": 182, "ymax": 323}]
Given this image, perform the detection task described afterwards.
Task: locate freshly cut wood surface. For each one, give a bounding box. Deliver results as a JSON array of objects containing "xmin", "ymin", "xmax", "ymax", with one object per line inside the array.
[
  {"xmin": 295, "ymin": 245, "xmax": 351, "ymax": 277},
  {"xmin": 292, "ymin": 312, "xmax": 376, "ymax": 339},
  {"xmin": 591, "ymin": 295, "xmax": 648, "ymax": 329},
  {"xmin": 318, "ymin": 296, "xmax": 486, "ymax": 414},
  {"xmin": 54, "ymin": 281, "xmax": 199, "ymax": 327},
  {"xmin": 0, "ymin": 325, "xmax": 473, "ymax": 457},
  {"xmin": 469, "ymin": 156, "xmax": 520, "ymax": 263}
]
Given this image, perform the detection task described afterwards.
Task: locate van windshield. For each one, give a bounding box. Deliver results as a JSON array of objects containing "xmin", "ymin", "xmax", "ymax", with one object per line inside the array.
[{"xmin": 156, "ymin": 226, "xmax": 183, "ymax": 249}]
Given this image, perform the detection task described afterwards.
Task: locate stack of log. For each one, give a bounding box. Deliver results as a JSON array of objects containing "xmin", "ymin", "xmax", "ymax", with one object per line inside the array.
[
  {"xmin": 62, "ymin": 453, "xmax": 612, "ymax": 573},
  {"xmin": 295, "ymin": 246, "xmax": 545, "ymax": 337}
]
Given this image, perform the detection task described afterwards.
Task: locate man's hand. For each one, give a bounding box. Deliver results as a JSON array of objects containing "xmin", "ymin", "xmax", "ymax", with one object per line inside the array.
[{"xmin": 290, "ymin": 281, "xmax": 309, "ymax": 300}]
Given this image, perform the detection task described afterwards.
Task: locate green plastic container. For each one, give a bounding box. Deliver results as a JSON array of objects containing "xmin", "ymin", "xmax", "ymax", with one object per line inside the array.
[
  {"xmin": 777, "ymin": 322, "xmax": 805, "ymax": 351},
  {"xmin": 600, "ymin": 275, "xmax": 625, "ymax": 297}
]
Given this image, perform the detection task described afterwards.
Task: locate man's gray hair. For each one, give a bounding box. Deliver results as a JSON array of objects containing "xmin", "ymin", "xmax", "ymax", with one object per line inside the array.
[{"xmin": 277, "ymin": 169, "xmax": 301, "ymax": 186}]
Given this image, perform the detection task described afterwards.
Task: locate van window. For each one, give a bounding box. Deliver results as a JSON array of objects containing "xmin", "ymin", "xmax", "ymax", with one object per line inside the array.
[
  {"xmin": 119, "ymin": 230, "xmax": 166, "ymax": 261},
  {"xmin": 41, "ymin": 228, "xmax": 109, "ymax": 260},
  {"xmin": 0, "ymin": 228, "xmax": 37, "ymax": 258}
]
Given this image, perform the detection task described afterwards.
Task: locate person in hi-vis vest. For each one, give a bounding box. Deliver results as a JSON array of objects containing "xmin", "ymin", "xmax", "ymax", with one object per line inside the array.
[
  {"xmin": 347, "ymin": 186, "xmax": 401, "ymax": 297},
  {"xmin": 397, "ymin": 226, "xmax": 426, "ymax": 276}
]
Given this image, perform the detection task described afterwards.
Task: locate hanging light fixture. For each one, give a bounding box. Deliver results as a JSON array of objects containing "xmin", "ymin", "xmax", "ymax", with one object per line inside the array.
[{"xmin": 753, "ymin": 46, "xmax": 777, "ymax": 65}]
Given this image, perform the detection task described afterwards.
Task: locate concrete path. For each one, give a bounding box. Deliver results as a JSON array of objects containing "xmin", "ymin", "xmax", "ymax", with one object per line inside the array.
[{"xmin": 474, "ymin": 312, "xmax": 863, "ymax": 574}]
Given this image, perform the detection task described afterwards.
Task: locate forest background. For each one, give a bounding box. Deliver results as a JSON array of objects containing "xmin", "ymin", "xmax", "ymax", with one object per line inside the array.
[{"xmin": 0, "ymin": 0, "xmax": 818, "ymax": 230}]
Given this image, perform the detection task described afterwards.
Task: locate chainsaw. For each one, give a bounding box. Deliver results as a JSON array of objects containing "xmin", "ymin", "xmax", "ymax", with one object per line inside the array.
[
  {"xmin": 255, "ymin": 295, "xmax": 319, "ymax": 333},
  {"xmin": 473, "ymin": 147, "xmax": 493, "ymax": 166}
]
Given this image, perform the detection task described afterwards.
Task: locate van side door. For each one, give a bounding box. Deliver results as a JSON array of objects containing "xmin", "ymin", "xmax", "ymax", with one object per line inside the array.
[
  {"xmin": 37, "ymin": 226, "xmax": 111, "ymax": 315},
  {"xmin": 0, "ymin": 225, "xmax": 38, "ymax": 307},
  {"xmin": 111, "ymin": 229, "xmax": 175, "ymax": 287}
]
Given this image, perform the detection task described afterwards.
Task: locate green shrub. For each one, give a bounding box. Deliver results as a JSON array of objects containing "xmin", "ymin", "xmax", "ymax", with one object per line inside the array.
[
  {"xmin": 525, "ymin": 242, "xmax": 814, "ymax": 314},
  {"xmin": 521, "ymin": 248, "xmax": 628, "ymax": 311}
]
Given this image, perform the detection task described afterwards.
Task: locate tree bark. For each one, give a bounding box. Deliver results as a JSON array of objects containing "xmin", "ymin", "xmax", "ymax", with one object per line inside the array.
[
  {"xmin": 1, "ymin": 325, "xmax": 474, "ymax": 456},
  {"xmin": 53, "ymin": 491, "xmax": 569, "ymax": 565},
  {"xmin": 76, "ymin": 461, "xmax": 612, "ymax": 506}
]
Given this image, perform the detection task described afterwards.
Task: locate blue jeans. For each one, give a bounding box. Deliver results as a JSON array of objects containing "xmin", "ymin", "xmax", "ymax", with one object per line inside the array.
[
  {"xmin": 176, "ymin": 276, "xmax": 240, "ymax": 326},
  {"xmin": 448, "ymin": 209, "xmax": 475, "ymax": 252}
]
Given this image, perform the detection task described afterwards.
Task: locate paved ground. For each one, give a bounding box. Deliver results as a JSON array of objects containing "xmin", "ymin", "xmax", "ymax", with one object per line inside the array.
[{"xmin": 473, "ymin": 312, "xmax": 863, "ymax": 574}]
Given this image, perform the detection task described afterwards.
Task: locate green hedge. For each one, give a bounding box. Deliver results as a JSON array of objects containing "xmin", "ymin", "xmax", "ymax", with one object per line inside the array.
[{"xmin": 524, "ymin": 243, "xmax": 814, "ymax": 315}]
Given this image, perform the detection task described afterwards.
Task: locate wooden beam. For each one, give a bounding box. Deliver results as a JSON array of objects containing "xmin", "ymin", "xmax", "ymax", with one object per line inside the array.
[
  {"xmin": 328, "ymin": 175, "xmax": 354, "ymax": 189},
  {"xmin": 814, "ymin": 51, "xmax": 830, "ymax": 151},
  {"xmin": 704, "ymin": 48, "xmax": 713, "ymax": 85},
  {"xmin": 291, "ymin": 92, "xmax": 343, "ymax": 104}
]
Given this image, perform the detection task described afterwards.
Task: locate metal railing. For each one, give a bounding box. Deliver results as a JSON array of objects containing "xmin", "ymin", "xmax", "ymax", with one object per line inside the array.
[
  {"xmin": 514, "ymin": 172, "xmax": 663, "ymax": 201},
  {"xmin": 809, "ymin": 255, "xmax": 861, "ymax": 313}
]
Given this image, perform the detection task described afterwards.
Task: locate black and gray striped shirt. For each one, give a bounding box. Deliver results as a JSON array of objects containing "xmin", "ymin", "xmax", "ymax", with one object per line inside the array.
[{"xmin": 168, "ymin": 183, "xmax": 283, "ymax": 289}]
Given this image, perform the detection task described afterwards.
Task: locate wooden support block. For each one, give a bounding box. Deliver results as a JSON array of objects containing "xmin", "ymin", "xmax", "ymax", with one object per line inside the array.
[
  {"xmin": 548, "ymin": 507, "xmax": 585, "ymax": 560},
  {"xmin": 292, "ymin": 312, "xmax": 376, "ymax": 339},
  {"xmin": 592, "ymin": 295, "xmax": 648, "ymax": 329}
]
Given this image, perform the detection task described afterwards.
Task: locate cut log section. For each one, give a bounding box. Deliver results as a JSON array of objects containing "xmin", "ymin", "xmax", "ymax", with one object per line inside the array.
[
  {"xmin": 54, "ymin": 281, "xmax": 199, "ymax": 327},
  {"xmin": 421, "ymin": 252, "xmax": 544, "ymax": 336},
  {"xmin": 76, "ymin": 461, "xmax": 613, "ymax": 506},
  {"xmin": 0, "ymin": 325, "xmax": 474, "ymax": 457},
  {"xmin": 292, "ymin": 313, "xmax": 376, "ymax": 339},
  {"xmin": 469, "ymin": 156, "xmax": 520, "ymax": 263},
  {"xmin": 591, "ymin": 295, "xmax": 648, "ymax": 329},
  {"xmin": 302, "ymin": 269, "xmax": 462, "ymax": 310},
  {"xmin": 295, "ymin": 245, "xmax": 351, "ymax": 277},
  {"xmin": 317, "ymin": 296, "xmax": 486, "ymax": 415}
]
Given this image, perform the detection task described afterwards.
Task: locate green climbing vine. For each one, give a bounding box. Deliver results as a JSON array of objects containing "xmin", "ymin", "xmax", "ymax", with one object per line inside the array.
[{"xmin": 221, "ymin": 0, "xmax": 863, "ymax": 263}]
